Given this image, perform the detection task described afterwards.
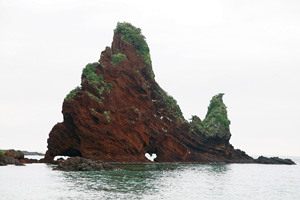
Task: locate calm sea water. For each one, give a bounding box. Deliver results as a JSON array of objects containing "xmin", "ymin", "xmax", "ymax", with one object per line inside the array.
[{"xmin": 0, "ymin": 156, "xmax": 299, "ymax": 200}]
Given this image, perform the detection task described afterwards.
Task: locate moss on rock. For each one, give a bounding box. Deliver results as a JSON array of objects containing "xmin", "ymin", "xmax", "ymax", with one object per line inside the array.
[
  {"xmin": 111, "ymin": 53, "xmax": 127, "ymax": 66},
  {"xmin": 203, "ymin": 93, "xmax": 231, "ymax": 139},
  {"xmin": 114, "ymin": 22, "xmax": 154, "ymax": 78},
  {"xmin": 82, "ymin": 62, "xmax": 113, "ymax": 96},
  {"xmin": 153, "ymin": 85, "xmax": 186, "ymax": 123},
  {"xmin": 189, "ymin": 115, "xmax": 206, "ymax": 134},
  {"xmin": 65, "ymin": 86, "xmax": 81, "ymax": 101}
]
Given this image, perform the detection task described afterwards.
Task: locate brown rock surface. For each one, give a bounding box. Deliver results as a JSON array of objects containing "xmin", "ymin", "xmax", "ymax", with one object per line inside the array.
[{"xmin": 45, "ymin": 22, "xmax": 254, "ymax": 163}]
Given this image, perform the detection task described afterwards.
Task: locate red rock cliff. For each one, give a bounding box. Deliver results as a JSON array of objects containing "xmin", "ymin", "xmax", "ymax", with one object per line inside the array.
[{"xmin": 45, "ymin": 22, "xmax": 253, "ymax": 163}]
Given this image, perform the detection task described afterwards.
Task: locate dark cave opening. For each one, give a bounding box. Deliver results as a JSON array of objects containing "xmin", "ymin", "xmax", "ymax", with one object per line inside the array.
[{"xmin": 61, "ymin": 148, "xmax": 82, "ymax": 157}]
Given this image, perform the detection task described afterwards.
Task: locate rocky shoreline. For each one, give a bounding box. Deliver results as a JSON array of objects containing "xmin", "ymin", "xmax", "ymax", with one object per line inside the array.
[
  {"xmin": 53, "ymin": 157, "xmax": 115, "ymax": 171},
  {"xmin": 0, "ymin": 149, "xmax": 295, "ymax": 168},
  {"xmin": 255, "ymin": 156, "xmax": 295, "ymax": 165},
  {"xmin": 0, "ymin": 149, "xmax": 39, "ymax": 166}
]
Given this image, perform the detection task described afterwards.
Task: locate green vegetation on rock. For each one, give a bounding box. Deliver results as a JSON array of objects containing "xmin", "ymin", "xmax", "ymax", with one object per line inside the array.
[
  {"xmin": 154, "ymin": 86, "xmax": 186, "ymax": 123},
  {"xmin": 87, "ymin": 92, "xmax": 103, "ymax": 104},
  {"xmin": 202, "ymin": 93, "xmax": 231, "ymax": 138},
  {"xmin": 0, "ymin": 150, "xmax": 5, "ymax": 156},
  {"xmin": 114, "ymin": 22, "xmax": 154, "ymax": 78},
  {"xmin": 90, "ymin": 108, "xmax": 98, "ymax": 115},
  {"xmin": 104, "ymin": 111, "xmax": 111, "ymax": 122},
  {"xmin": 165, "ymin": 95, "xmax": 186, "ymax": 123},
  {"xmin": 189, "ymin": 115, "xmax": 206, "ymax": 133},
  {"xmin": 65, "ymin": 86, "xmax": 81, "ymax": 101},
  {"xmin": 82, "ymin": 62, "xmax": 113, "ymax": 97},
  {"xmin": 82, "ymin": 62, "xmax": 103, "ymax": 85},
  {"xmin": 111, "ymin": 53, "xmax": 127, "ymax": 66},
  {"xmin": 114, "ymin": 22, "xmax": 148, "ymax": 59}
]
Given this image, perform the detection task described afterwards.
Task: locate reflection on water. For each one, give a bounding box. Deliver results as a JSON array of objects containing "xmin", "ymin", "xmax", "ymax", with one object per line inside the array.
[
  {"xmin": 61, "ymin": 164, "xmax": 231, "ymax": 199},
  {"xmin": 63, "ymin": 164, "xmax": 177, "ymax": 199},
  {"xmin": 1, "ymin": 161, "xmax": 299, "ymax": 200},
  {"xmin": 206, "ymin": 164, "xmax": 230, "ymax": 174}
]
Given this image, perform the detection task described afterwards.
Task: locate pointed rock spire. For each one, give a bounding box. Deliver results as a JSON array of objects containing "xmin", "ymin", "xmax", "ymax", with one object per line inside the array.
[{"xmin": 203, "ymin": 93, "xmax": 231, "ymax": 140}]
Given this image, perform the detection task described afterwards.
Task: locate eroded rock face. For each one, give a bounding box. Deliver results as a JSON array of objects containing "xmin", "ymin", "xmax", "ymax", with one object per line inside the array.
[{"xmin": 45, "ymin": 22, "xmax": 253, "ymax": 163}]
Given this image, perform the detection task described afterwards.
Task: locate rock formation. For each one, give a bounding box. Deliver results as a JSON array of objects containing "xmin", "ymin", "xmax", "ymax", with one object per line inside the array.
[
  {"xmin": 45, "ymin": 22, "xmax": 254, "ymax": 163},
  {"xmin": 53, "ymin": 157, "xmax": 114, "ymax": 171},
  {"xmin": 0, "ymin": 149, "xmax": 39, "ymax": 166},
  {"xmin": 0, "ymin": 156, "xmax": 24, "ymax": 166},
  {"xmin": 255, "ymin": 156, "xmax": 296, "ymax": 165}
]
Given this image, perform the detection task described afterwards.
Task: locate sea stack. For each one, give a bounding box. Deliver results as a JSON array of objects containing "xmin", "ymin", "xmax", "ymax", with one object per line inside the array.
[{"xmin": 45, "ymin": 22, "xmax": 253, "ymax": 163}]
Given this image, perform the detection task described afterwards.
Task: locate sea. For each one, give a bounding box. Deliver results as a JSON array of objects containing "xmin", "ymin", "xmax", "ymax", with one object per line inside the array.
[{"xmin": 0, "ymin": 156, "xmax": 299, "ymax": 200}]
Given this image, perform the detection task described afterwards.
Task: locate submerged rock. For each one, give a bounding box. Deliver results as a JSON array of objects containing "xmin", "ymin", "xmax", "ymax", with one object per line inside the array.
[
  {"xmin": 53, "ymin": 157, "xmax": 114, "ymax": 171},
  {"xmin": 255, "ymin": 156, "xmax": 296, "ymax": 165},
  {"xmin": 44, "ymin": 22, "xmax": 254, "ymax": 163}
]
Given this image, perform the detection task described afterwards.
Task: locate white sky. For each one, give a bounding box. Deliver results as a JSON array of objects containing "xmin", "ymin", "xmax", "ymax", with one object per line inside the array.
[{"xmin": 0, "ymin": 0, "xmax": 299, "ymax": 156}]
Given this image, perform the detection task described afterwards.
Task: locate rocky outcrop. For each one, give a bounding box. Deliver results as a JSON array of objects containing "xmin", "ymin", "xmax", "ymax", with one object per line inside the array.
[
  {"xmin": 0, "ymin": 149, "xmax": 40, "ymax": 166},
  {"xmin": 0, "ymin": 156, "xmax": 25, "ymax": 166},
  {"xmin": 0, "ymin": 149, "xmax": 25, "ymax": 166},
  {"xmin": 5, "ymin": 149, "xmax": 24, "ymax": 159},
  {"xmin": 53, "ymin": 157, "xmax": 114, "ymax": 171},
  {"xmin": 255, "ymin": 156, "xmax": 296, "ymax": 165},
  {"xmin": 44, "ymin": 22, "xmax": 255, "ymax": 163}
]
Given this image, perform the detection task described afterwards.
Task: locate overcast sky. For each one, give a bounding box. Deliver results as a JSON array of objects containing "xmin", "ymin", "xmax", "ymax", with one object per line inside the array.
[{"xmin": 0, "ymin": 0, "xmax": 299, "ymax": 156}]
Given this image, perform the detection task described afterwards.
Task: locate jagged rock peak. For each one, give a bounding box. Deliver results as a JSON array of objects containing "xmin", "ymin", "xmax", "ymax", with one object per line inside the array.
[
  {"xmin": 45, "ymin": 23, "xmax": 252, "ymax": 163},
  {"xmin": 110, "ymin": 22, "xmax": 154, "ymax": 78}
]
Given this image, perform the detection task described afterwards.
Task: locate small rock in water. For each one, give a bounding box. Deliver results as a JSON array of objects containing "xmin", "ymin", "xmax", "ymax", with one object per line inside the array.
[
  {"xmin": 53, "ymin": 157, "xmax": 114, "ymax": 171},
  {"xmin": 255, "ymin": 156, "xmax": 296, "ymax": 165}
]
